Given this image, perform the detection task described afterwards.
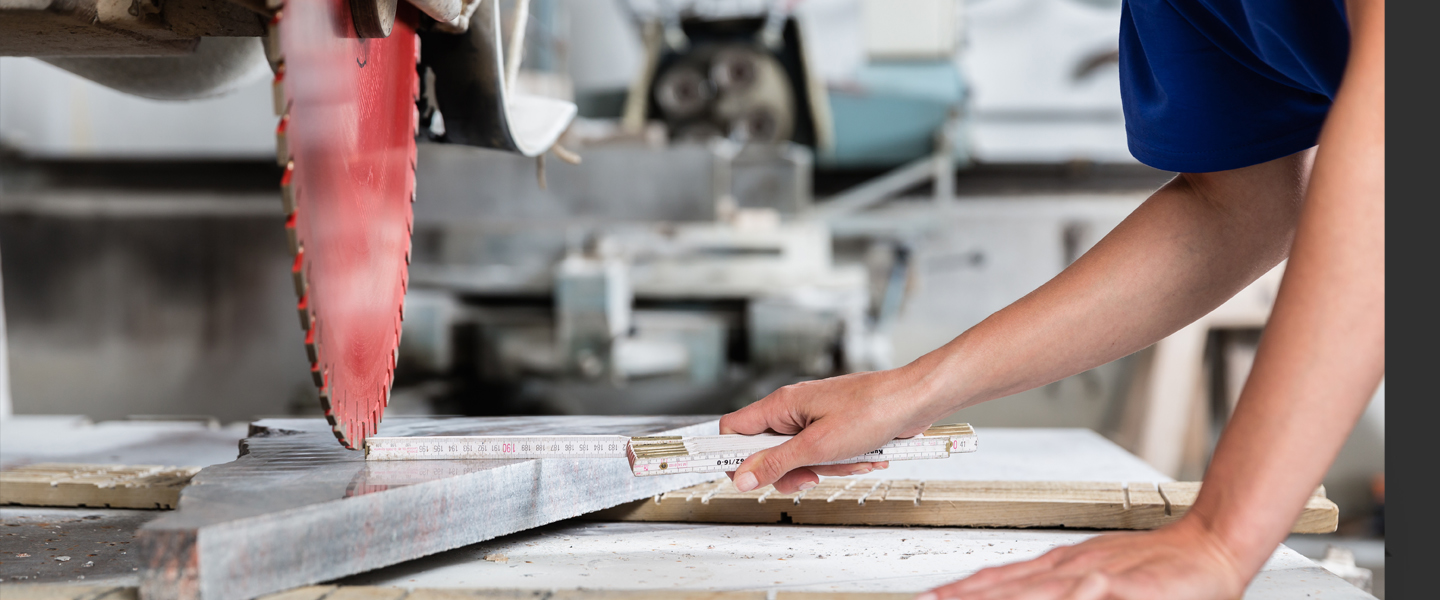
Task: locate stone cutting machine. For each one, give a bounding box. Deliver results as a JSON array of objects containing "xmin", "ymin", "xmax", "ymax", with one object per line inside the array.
[{"xmin": 1, "ymin": 0, "xmax": 579, "ymax": 448}]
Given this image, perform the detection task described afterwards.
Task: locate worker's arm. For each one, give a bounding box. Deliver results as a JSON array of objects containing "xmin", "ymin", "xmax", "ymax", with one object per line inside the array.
[
  {"xmin": 721, "ymin": 132, "xmax": 1316, "ymax": 492},
  {"xmin": 724, "ymin": 1, "xmax": 1384, "ymax": 593},
  {"xmin": 917, "ymin": 2, "xmax": 1383, "ymax": 598}
]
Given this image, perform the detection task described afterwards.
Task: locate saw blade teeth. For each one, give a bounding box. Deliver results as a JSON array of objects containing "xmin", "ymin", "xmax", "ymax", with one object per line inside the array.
[
  {"xmin": 296, "ymin": 293, "xmax": 310, "ymax": 330},
  {"xmin": 284, "ymin": 213, "xmax": 300, "ymax": 256},
  {"xmin": 280, "ymin": 161, "xmax": 296, "ymax": 214},
  {"xmin": 290, "ymin": 251, "xmax": 308, "ymax": 298},
  {"xmin": 310, "ymin": 363, "xmax": 324, "ymax": 388},
  {"xmin": 331, "ymin": 423, "xmax": 350, "ymax": 448},
  {"xmin": 304, "ymin": 326, "xmax": 318, "ymax": 364},
  {"xmin": 271, "ymin": 66, "xmax": 287, "ymax": 117},
  {"xmin": 265, "ymin": 11, "xmax": 284, "ymax": 72},
  {"xmin": 275, "ymin": 113, "xmax": 290, "ymax": 166}
]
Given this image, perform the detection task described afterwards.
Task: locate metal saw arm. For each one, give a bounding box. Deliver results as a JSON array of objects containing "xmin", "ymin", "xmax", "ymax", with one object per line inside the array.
[{"xmin": 417, "ymin": 0, "xmax": 577, "ymax": 156}]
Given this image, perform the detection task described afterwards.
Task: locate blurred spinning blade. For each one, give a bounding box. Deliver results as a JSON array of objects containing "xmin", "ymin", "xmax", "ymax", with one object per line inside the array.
[{"xmin": 270, "ymin": 0, "xmax": 420, "ymax": 448}]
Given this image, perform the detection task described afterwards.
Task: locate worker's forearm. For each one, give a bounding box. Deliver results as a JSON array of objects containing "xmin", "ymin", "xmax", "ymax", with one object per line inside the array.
[
  {"xmin": 1187, "ymin": 0, "xmax": 1385, "ymax": 574},
  {"xmin": 904, "ymin": 155, "xmax": 1311, "ymax": 415}
]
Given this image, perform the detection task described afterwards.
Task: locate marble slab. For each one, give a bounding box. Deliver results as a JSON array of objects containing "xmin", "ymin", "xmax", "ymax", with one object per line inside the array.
[{"xmin": 135, "ymin": 416, "xmax": 718, "ymax": 600}]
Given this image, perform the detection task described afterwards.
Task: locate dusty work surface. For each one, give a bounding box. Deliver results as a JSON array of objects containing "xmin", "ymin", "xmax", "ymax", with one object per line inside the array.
[
  {"xmin": 1, "ymin": 416, "xmax": 249, "ymax": 587},
  {"xmin": 340, "ymin": 521, "xmax": 1365, "ymax": 599},
  {"xmin": 0, "ymin": 507, "xmax": 150, "ymax": 586},
  {"xmin": 340, "ymin": 429, "xmax": 1373, "ymax": 600},
  {"xmin": 135, "ymin": 416, "xmax": 718, "ymax": 600},
  {"xmin": 2, "ymin": 427, "xmax": 1371, "ymax": 599}
]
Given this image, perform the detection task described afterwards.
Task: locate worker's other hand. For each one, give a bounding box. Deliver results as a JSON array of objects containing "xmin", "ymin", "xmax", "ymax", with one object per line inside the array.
[
  {"xmin": 916, "ymin": 517, "xmax": 1250, "ymax": 600},
  {"xmin": 720, "ymin": 365, "xmax": 947, "ymax": 494}
]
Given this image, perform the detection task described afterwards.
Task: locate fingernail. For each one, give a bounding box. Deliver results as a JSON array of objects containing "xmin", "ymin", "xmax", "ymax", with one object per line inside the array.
[
  {"xmin": 798, "ymin": 481, "xmax": 816, "ymax": 491},
  {"xmin": 877, "ymin": 462, "xmax": 890, "ymax": 470},
  {"xmin": 734, "ymin": 472, "xmax": 758, "ymax": 492},
  {"xmin": 852, "ymin": 466, "xmax": 873, "ymax": 475}
]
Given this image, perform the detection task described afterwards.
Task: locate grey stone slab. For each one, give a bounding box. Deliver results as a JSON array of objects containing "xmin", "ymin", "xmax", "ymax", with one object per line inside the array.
[{"xmin": 135, "ymin": 416, "xmax": 719, "ymax": 600}]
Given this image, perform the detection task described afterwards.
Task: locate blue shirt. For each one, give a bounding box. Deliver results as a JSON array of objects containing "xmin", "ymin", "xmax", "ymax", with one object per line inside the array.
[{"xmin": 1118, "ymin": 0, "xmax": 1351, "ymax": 173}]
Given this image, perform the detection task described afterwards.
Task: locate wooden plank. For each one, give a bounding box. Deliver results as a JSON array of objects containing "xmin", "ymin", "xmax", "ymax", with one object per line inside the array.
[
  {"xmin": 0, "ymin": 585, "xmax": 138, "ymax": 600},
  {"xmin": 590, "ymin": 478, "xmax": 1337, "ymax": 533},
  {"xmin": 326, "ymin": 589, "xmax": 409, "ymax": 600},
  {"xmin": 0, "ymin": 463, "xmax": 199, "ymax": 510},
  {"xmin": 1150, "ymin": 482, "xmax": 1337, "ymax": 534},
  {"xmin": 256, "ymin": 587, "xmax": 337, "ymax": 600}
]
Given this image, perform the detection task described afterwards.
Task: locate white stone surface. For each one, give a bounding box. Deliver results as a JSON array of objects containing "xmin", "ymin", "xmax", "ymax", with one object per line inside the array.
[
  {"xmin": 0, "ymin": 415, "xmax": 246, "ymax": 469},
  {"xmin": 862, "ymin": 427, "xmax": 1168, "ymax": 483},
  {"xmin": 344, "ymin": 521, "xmax": 1368, "ymax": 599},
  {"xmin": 342, "ymin": 427, "xmax": 1371, "ymax": 599}
]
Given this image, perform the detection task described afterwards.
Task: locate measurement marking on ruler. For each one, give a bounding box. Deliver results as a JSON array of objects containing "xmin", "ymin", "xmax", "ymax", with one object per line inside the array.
[{"xmin": 363, "ymin": 425, "xmax": 978, "ymax": 478}]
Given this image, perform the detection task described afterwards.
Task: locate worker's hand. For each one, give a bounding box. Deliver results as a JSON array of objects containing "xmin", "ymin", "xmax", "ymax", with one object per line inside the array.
[
  {"xmin": 720, "ymin": 364, "xmax": 951, "ymax": 494},
  {"xmin": 916, "ymin": 517, "xmax": 1251, "ymax": 600}
]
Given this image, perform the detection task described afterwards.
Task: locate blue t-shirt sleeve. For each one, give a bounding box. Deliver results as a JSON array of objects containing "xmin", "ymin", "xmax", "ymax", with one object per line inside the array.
[{"xmin": 1118, "ymin": 0, "xmax": 1350, "ymax": 173}]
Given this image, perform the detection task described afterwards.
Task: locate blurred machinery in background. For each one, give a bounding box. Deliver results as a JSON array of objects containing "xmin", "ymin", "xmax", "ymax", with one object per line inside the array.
[
  {"xmin": 398, "ymin": 136, "xmax": 891, "ymax": 416},
  {"xmin": 619, "ymin": 0, "xmax": 968, "ymax": 168},
  {"xmin": 389, "ymin": 0, "xmax": 972, "ymax": 416},
  {"xmin": 0, "ymin": 0, "xmax": 1121, "ymax": 426}
]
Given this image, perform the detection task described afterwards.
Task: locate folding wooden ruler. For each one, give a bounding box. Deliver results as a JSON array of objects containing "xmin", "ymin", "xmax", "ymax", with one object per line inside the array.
[{"xmin": 364, "ymin": 424, "xmax": 978, "ymax": 477}]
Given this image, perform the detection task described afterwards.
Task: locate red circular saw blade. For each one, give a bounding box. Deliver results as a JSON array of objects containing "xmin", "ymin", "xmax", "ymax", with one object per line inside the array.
[{"xmin": 272, "ymin": 1, "xmax": 419, "ymax": 448}]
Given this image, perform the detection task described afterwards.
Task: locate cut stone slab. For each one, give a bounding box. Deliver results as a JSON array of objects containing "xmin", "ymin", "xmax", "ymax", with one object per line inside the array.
[{"xmin": 136, "ymin": 416, "xmax": 719, "ymax": 600}]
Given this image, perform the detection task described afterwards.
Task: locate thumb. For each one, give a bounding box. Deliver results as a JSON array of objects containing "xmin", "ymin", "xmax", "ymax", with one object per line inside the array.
[
  {"xmin": 720, "ymin": 389, "xmax": 799, "ymax": 436},
  {"xmin": 732, "ymin": 427, "xmax": 831, "ymax": 492},
  {"xmin": 719, "ymin": 401, "xmax": 772, "ymax": 436}
]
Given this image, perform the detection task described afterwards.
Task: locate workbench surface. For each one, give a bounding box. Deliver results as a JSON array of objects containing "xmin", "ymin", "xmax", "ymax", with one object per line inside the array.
[
  {"xmin": 0, "ymin": 420, "xmax": 1373, "ymax": 599},
  {"xmin": 339, "ymin": 428, "xmax": 1372, "ymax": 599}
]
